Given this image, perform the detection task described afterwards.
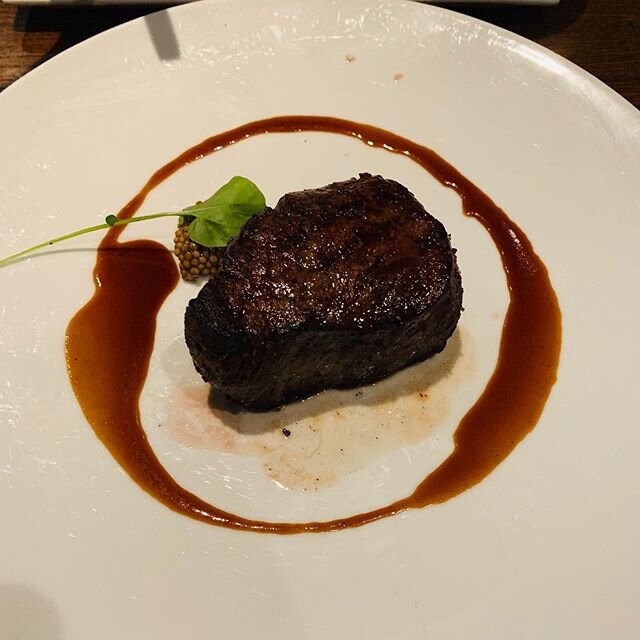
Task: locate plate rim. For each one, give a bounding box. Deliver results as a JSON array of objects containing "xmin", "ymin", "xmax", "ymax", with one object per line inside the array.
[{"xmin": 1, "ymin": 0, "xmax": 638, "ymax": 133}]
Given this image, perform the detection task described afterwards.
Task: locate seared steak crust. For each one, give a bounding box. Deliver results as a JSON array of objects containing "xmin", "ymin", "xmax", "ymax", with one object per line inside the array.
[{"xmin": 185, "ymin": 174, "xmax": 462, "ymax": 411}]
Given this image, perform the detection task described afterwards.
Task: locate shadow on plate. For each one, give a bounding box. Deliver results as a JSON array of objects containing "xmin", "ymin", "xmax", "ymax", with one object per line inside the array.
[
  {"xmin": 206, "ymin": 328, "xmax": 463, "ymax": 436},
  {"xmin": 0, "ymin": 583, "xmax": 64, "ymax": 640},
  {"xmin": 8, "ymin": 4, "xmax": 179, "ymax": 91}
]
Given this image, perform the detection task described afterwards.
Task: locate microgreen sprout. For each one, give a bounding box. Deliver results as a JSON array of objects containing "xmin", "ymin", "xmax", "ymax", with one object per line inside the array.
[{"xmin": 0, "ymin": 176, "xmax": 265, "ymax": 268}]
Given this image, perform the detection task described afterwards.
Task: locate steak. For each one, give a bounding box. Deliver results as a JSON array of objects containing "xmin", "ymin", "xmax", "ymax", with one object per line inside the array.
[{"xmin": 184, "ymin": 174, "xmax": 463, "ymax": 411}]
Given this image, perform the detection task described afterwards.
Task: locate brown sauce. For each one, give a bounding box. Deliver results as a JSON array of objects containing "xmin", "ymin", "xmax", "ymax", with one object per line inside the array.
[{"xmin": 65, "ymin": 116, "xmax": 561, "ymax": 534}]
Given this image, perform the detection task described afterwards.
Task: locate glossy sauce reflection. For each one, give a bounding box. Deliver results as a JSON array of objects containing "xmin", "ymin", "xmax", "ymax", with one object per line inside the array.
[{"xmin": 65, "ymin": 116, "xmax": 561, "ymax": 534}]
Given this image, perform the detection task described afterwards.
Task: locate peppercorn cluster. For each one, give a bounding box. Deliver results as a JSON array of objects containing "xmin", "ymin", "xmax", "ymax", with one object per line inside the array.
[{"xmin": 173, "ymin": 222, "xmax": 222, "ymax": 281}]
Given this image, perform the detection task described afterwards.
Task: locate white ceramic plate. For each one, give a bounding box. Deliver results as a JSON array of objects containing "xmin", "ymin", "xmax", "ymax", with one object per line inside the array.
[{"xmin": 1, "ymin": 0, "xmax": 638, "ymax": 638}]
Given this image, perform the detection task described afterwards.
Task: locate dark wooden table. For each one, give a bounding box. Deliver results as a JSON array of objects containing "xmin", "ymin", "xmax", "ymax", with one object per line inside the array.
[{"xmin": 1, "ymin": 0, "xmax": 639, "ymax": 108}]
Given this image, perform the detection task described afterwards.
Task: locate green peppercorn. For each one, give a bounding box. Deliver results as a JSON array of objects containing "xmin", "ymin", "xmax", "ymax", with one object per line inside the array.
[{"xmin": 173, "ymin": 222, "xmax": 222, "ymax": 281}]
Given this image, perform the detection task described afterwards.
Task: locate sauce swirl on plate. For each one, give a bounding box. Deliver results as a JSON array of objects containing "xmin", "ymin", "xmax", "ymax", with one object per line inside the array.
[{"xmin": 66, "ymin": 116, "xmax": 561, "ymax": 534}]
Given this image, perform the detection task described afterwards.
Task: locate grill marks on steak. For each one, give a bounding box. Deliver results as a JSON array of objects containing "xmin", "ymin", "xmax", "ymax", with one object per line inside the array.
[{"xmin": 185, "ymin": 174, "xmax": 463, "ymax": 411}]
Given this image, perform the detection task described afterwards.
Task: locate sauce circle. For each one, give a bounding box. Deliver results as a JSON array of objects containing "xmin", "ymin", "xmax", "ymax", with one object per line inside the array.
[{"xmin": 66, "ymin": 116, "xmax": 561, "ymax": 534}]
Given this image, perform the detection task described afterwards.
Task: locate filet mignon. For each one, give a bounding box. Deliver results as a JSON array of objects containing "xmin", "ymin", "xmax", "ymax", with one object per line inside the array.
[{"xmin": 185, "ymin": 174, "xmax": 462, "ymax": 411}]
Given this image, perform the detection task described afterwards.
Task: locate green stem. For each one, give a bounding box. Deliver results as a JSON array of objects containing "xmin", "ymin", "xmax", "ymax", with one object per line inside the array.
[{"xmin": 0, "ymin": 212, "xmax": 182, "ymax": 268}]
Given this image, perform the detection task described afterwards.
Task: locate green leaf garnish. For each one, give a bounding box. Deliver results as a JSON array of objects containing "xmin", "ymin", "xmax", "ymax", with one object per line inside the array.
[
  {"xmin": 186, "ymin": 176, "xmax": 266, "ymax": 221},
  {"xmin": 184, "ymin": 176, "xmax": 266, "ymax": 247},
  {"xmin": 0, "ymin": 176, "xmax": 265, "ymax": 268},
  {"xmin": 188, "ymin": 217, "xmax": 231, "ymax": 247}
]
